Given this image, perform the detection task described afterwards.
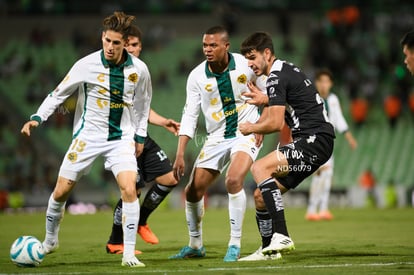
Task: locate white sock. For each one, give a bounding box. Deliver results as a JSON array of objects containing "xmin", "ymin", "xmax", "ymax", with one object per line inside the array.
[
  {"xmin": 45, "ymin": 194, "xmax": 66, "ymax": 245},
  {"xmin": 307, "ymin": 173, "xmax": 321, "ymax": 214},
  {"xmin": 186, "ymin": 198, "xmax": 204, "ymax": 249},
  {"xmin": 228, "ymin": 189, "xmax": 246, "ymax": 247},
  {"xmin": 319, "ymin": 168, "xmax": 333, "ymax": 212},
  {"xmin": 122, "ymin": 199, "xmax": 139, "ymax": 258}
]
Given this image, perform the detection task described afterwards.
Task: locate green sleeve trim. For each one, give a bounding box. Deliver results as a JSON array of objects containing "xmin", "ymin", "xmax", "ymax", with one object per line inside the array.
[
  {"xmin": 134, "ymin": 134, "xmax": 146, "ymax": 143},
  {"xmin": 30, "ymin": 115, "xmax": 42, "ymax": 124}
]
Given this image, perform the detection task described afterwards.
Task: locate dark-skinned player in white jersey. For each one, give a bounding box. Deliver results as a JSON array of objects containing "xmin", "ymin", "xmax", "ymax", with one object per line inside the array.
[{"xmin": 238, "ymin": 32, "xmax": 335, "ymax": 261}]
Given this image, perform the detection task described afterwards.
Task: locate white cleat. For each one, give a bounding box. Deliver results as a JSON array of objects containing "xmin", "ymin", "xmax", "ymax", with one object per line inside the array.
[
  {"xmin": 262, "ymin": 233, "xmax": 295, "ymax": 255},
  {"xmin": 121, "ymin": 256, "xmax": 145, "ymax": 267},
  {"xmin": 42, "ymin": 240, "xmax": 59, "ymax": 254},
  {"xmin": 238, "ymin": 246, "xmax": 283, "ymax": 261}
]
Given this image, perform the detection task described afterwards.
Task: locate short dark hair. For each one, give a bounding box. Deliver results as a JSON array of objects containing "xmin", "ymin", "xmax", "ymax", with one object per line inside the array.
[
  {"xmin": 205, "ymin": 26, "xmax": 227, "ymax": 35},
  {"xmin": 401, "ymin": 30, "xmax": 414, "ymax": 50},
  {"xmin": 240, "ymin": 32, "xmax": 274, "ymax": 56},
  {"xmin": 204, "ymin": 26, "xmax": 229, "ymax": 42},
  {"xmin": 102, "ymin": 11, "xmax": 136, "ymax": 40},
  {"xmin": 314, "ymin": 68, "xmax": 334, "ymax": 81},
  {"xmin": 129, "ymin": 25, "xmax": 142, "ymax": 41}
]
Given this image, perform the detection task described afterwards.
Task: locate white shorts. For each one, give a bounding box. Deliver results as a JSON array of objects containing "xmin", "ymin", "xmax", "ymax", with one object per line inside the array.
[
  {"xmin": 194, "ymin": 134, "xmax": 261, "ymax": 173},
  {"xmin": 59, "ymin": 135, "xmax": 137, "ymax": 181},
  {"xmin": 320, "ymin": 155, "xmax": 334, "ymax": 170}
]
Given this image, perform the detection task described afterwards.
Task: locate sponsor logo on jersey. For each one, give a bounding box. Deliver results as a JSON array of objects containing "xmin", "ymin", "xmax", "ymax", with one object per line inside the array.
[
  {"xmin": 205, "ymin": 84, "xmax": 213, "ymax": 92},
  {"xmin": 224, "ymin": 108, "xmax": 236, "ymax": 117},
  {"xmin": 223, "ymin": 96, "xmax": 233, "ymax": 103},
  {"xmin": 110, "ymin": 102, "xmax": 128, "ymax": 109},
  {"xmin": 266, "ymin": 79, "xmax": 279, "ymax": 87},
  {"xmin": 306, "ymin": 135, "xmax": 316, "ymax": 143},
  {"xmin": 237, "ymin": 74, "xmax": 247, "ymax": 84},
  {"xmin": 128, "ymin": 73, "xmax": 138, "ymax": 83},
  {"xmin": 97, "ymin": 73, "xmax": 105, "ymax": 82}
]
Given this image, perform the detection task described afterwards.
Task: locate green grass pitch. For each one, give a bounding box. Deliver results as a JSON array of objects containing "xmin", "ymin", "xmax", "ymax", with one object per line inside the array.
[{"xmin": 1, "ymin": 207, "xmax": 413, "ymax": 274}]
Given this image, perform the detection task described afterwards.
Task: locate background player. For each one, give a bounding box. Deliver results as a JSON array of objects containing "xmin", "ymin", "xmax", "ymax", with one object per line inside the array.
[
  {"xmin": 106, "ymin": 25, "xmax": 180, "ymax": 254},
  {"xmin": 170, "ymin": 26, "xmax": 266, "ymax": 262},
  {"xmin": 20, "ymin": 12, "xmax": 152, "ymax": 267},
  {"xmin": 305, "ymin": 69, "xmax": 357, "ymax": 221},
  {"xmin": 238, "ymin": 32, "xmax": 335, "ymax": 261},
  {"xmin": 401, "ymin": 29, "xmax": 414, "ymax": 75}
]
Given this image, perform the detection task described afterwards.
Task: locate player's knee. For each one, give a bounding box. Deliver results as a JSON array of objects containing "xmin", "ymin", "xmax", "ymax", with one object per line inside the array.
[
  {"xmin": 250, "ymin": 162, "xmax": 261, "ymax": 177},
  {"xmin": 225, "ymin": 174, "xmax": 243, "ymax": 190},
  {"xmin": 253, "ymin": 188, "xmax": 266, "ymax": 209}
]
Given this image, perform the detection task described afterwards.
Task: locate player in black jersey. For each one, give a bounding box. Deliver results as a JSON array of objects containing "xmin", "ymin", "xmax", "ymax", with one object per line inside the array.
[{"xmin": 237, "ymin": 32, "xmax": 335, "ymax": 261}]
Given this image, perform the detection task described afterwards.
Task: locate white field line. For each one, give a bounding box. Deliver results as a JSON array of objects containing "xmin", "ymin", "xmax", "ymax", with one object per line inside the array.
[{"xmin": 3, "ymin": 261, "xmax": 414, "ymax": 274}]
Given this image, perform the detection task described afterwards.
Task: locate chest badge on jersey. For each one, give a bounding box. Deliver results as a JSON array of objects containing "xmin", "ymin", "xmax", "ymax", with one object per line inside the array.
[
  {"xmin": 237, "ymin": 74, "xmax": 247, "ymax": 84},
  {"xmin": 128, "ymin": 73, "xmax": 138, "ymax": 83}
]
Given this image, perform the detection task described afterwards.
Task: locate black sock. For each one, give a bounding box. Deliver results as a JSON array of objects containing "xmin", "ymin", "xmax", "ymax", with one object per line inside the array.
[
  {"xmin": 108, "ymin": 198, "xmax": 123, "ymax": 244},
  {"xmin": 258, "ymin": 177, "xmax": 289, "ymax": 237},
  {"xmin": 139, "ymin": 184, "xmax": 174, "ymax": 226},
  {"xmin": 256, "ymin": 209, "xmax": 273, "ymax": 248}
]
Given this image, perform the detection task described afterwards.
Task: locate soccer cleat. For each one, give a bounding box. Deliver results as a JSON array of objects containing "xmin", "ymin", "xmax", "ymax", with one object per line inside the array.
[
  {"xmin": 121, "ymin": 256, "xmax": 145, "ymax": 267},
  {"xmin": 239, "ymin": 246, "xmax": 283, "ymax": 261},
  {"xmin": 138, "ymin": 224, "xmax": 159, "ymax": 244},
  {"xmin": 42, "ymin": 240, "xmax": 59, "ymax": 254},
  {"xmin": 223, "ymin": 245, "xmax": 240, "ymax": 262},
  {"xmin": 106, "ymin": 243, "xmax": 142, "ymax": 255},
  {"xmin": 319, "ymin": 211, "xmax": 333, "ymax": 220},
  {"xmin": 239, "ymin": 246, "xmax": 269, "ymax": 261},
  {"xmin": 305, "ymin": 213, "xmax": 321, "ymax": 221},
  {"xmin": 262, "ymin": 233, "xmax": 295, "ymax": 255},
  {"xmin": 168, "ymin": 246, "xmax": 206, "ymax": 259}
]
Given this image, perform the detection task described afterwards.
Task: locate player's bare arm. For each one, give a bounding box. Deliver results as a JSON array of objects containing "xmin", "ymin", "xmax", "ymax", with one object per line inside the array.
[
  {"xmin": 345, "ymin": 131, "xmax": 358, "ymax": 150},
  {"xmin": 148, "ymin": 109, "xmax": 180, "ymax": 135},
  {"xmin": 173, "ymin": 135, "xmax": 191, "ymax": 181},
  {"xmin": 239, "ymin": 105, "xmax": 285, "ymax": 135},
  {"xmin": 21, "ymin": 120, "xmax": 40, "ymax": 137}
]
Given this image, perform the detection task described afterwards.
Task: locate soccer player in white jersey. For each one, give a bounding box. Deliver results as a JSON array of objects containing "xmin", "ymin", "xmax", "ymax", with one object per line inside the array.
[
  {"xmin": 106, "ymin": 24, "xmax": 180, "ymax": 254},
  {"xmin": 169, "ymin": 26, "xmax": 267, "ymax": 262},
  {"xmin": 20, "ymin": 12, "xmax": 152, "ymax": 268},
  {"xmin": 305, "ymin": 69, "xmax": 357, "ymax": 221}
]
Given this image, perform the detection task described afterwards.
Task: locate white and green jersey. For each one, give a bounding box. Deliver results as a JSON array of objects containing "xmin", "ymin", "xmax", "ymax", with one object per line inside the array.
[
  {"xmin": 180, "ymin": 53, "xmax": 265, "ymax": 141},
  {"xmin": 30, "ymin": 50, "xmax": 152, "ymax": 142}
]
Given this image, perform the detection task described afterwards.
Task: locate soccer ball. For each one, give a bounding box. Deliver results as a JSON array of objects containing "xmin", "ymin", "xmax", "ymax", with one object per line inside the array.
[{"xmin": 10, "ymin": 236, "xmax": 45, "ymax": 267}]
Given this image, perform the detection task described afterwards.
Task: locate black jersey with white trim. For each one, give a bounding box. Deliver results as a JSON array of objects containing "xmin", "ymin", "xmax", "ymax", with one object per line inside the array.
[{"xmin": 267, "ymin": 60, "xmax": 335, "ymax": 138}]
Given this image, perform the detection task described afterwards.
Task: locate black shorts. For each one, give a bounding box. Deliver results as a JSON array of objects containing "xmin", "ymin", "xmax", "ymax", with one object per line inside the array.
[
  {"xmin": 135, "ymin": 135, "xmax": 173, "ymax": 189},
  {"xmin": 276, "ymin": 133, "xmax": 334, "ymax": 190}
]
